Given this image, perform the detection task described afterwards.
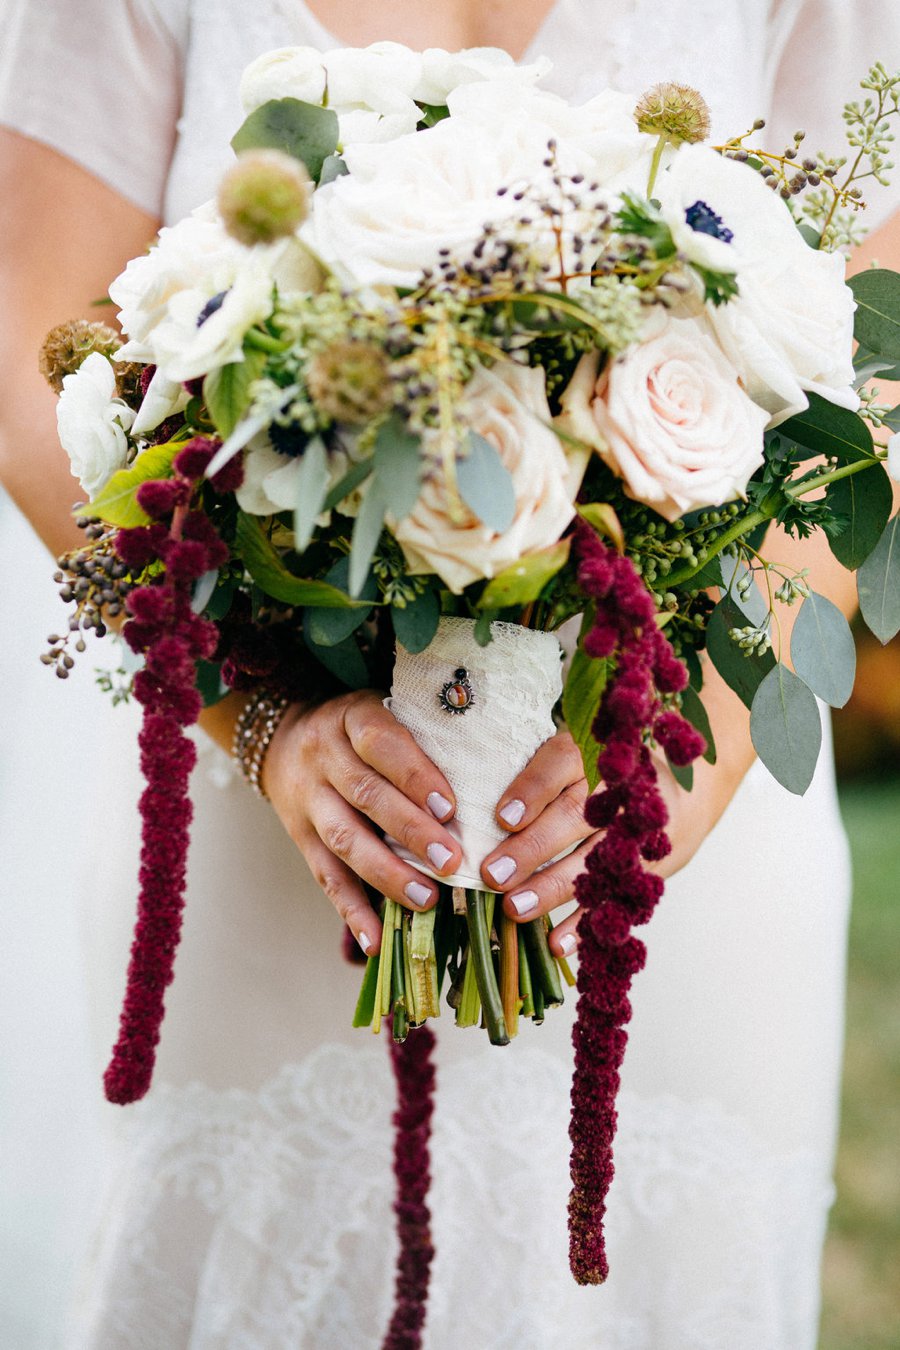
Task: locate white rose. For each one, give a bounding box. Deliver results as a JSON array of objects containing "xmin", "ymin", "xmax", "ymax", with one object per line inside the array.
[
  {"xmin": 240, "ymin": 47, "xmax": 328, "ymax": 112},
  {"xmin": 305, "ymin": 114, "xmax": 595, "ymax": 289},
  {"xmin": 240, "ymin": 44, "xmax": 421, "ymax": 148},
  {"xmin": 414, "ymin": 47, "xmax": 551, "ymax": 105},
  {"xmin": 559, "ymin": 313, "xmax": 768, "ymax": 521},
  {"xmin": 391, "ymin": 361, "xmax": 581, "ymax": 593},
  {"xmin": 57, "ymin": 353, "xmax": 135, "ymax": 499},
  {"xmin": 655, "ymin": 144, "xmax": 858, "ymax": 422}
]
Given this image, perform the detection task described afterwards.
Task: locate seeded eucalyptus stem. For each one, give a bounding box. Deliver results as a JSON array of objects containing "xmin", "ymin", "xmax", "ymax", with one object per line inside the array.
[{"xmin": 465, "ymin": 890, "xmax": 509, "ymax": 1046}]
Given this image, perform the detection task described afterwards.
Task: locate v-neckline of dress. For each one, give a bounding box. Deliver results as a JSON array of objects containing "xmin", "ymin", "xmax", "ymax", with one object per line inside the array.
[{"xmin": 292, "ymin": 0, "xmax": 564, "ymax": 65}]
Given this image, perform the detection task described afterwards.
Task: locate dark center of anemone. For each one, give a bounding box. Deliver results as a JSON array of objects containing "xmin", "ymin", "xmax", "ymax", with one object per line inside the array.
[
  {"xmin": 196, "ymin": 290, "xmax": 228, "ymax": 327},
  {"xmin": 684, "ymin": 200, "xmax": 734, "ymax": 243},
  {"xmin": 269, "ymin": 419, "xmax": 311, "ymax": 459}
]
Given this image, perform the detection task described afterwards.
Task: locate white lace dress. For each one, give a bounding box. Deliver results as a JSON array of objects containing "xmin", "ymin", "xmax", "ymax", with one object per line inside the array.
[{"xmin": 1, "ymin": 1, "xmax": 897, "ymax": 1346}]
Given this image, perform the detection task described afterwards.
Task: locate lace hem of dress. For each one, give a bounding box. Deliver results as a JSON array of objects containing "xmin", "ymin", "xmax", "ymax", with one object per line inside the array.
[{"xmin": 70, "ymin": 1043, "xmax": 833, "ymax": 1350}]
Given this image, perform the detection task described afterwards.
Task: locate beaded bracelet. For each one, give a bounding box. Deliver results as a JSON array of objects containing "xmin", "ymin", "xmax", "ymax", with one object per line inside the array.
[{"xmin": 232, "ymin": 689, "xmax": 290, "ymax": 799}]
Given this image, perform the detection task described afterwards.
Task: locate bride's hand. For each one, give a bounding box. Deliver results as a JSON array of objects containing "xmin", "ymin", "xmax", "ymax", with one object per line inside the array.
[
  {"xmin": 262, "ymin": 690, "xmax": 462, "ymax": 956},
  {"xmin": 481, "ymin": 727, "xmax": 741, "ymax": 959}
]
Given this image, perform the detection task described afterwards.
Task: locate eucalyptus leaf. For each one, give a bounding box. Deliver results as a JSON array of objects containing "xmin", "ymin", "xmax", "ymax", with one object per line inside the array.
[
  {"xmin": 457, "ymin": 432, "xmax": 516, "ymax": 531},
  {"xmin": 82, "ymin": 441, "xmax": 181, "ymax": 527},
  {"xmin": 293, "ymin": 436, "xmax": 332, "ymax": 553},
  {"xmin": 848, "ymin": 269, "xmax": 900, "ymax": 359},
  {"xmin": 205, "ymin": 576, "xmax": 236, "ymax": 621},
  {"xmin": 705, "ymin": 594, "xmax": 775, "ymax": 710},
  {"xmin": 778, "ymin": 392, "xmax": 874, "ymax": 462},
  {"xmin": 750, "ymin": 663, "xmax": 822, "ymax": 795},
  {"xmin": 303, "ymin": 619, "xmax": 369, "ymax": 689},
  {"xmin": 234, "ymin": 512, "xmax": 366, "ymax": 608},
  {"xmin": 392, "ymin": 588, "xmax": 440, "ymax": 654},
  {"xmin": 323, "ymin": 456, "xmax": 373, "ymax": 512},
  {"xmin": 680, "ymin": 685, "xmax": 716, "ymax": 764},
  {"xmin": 191, "ymin": 569, "xmax": 220, "ymax": 615},
  {"xmin": 306, "ymin": 558, "xmax": 376, "ymax": 646},
  {"xmin": 231, "ymin": 98, "xmax": 339, "ymax": 180},
  {"xmin": 826, "ymin": 467, "xmax": 893, "ymax": 569},
  {"xmin": 858, "ymin": 511, "xmax": 900, "ymax": 643},
  {"xmin": 478, "ymin": 539, "xmax": 570, "ymax": 610},
  {"xmin": 562, "ymin": 640, "xmax": 610, "ymax": 792},
  {"xmin": 853, "ymin": 345, "xmax": 900, "ymax": 386},
  {"xmin": 204, "ymin": 350, "xmax": 267, "ymax": 440},
  {"xmin": 373, "ymin": 415, "xmax": 422, "ymax": 520},
  {"xmin": 319, "ymin": 153, "xmax": 348, "ymax": 184},
  {"xmin": 348, "ymin": 481, "xmax": 387, "ymax": 597},
  {"xmin": 790, "ymin": 591, "xmax": 856, "ymax": 708}
]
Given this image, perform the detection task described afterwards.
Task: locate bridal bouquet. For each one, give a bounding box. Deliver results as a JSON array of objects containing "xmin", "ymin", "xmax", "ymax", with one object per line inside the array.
[{"xmin": 42, "ymin": 41, "xmax": 900, "ymax": 1316}]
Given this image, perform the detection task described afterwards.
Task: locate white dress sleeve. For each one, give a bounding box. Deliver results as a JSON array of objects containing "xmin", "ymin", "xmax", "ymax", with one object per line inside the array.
[
  {"xmin": 0, "ymin": 0, "xmax": 189, "ymax": 218},
  {"xmin": 766, "ymin": 0, "xmax": 900, "ymax": 228}
]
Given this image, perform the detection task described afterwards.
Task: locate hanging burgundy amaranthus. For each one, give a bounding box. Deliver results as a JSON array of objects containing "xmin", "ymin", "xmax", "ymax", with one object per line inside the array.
[
  {"xmin": 102, "ymin": 439, "xmax": 237, "ymax": 1105},
  {"xmin": 383, "ymin": 1025, "xmax": 437, "ymax": 1350},
  {"xmin": 568, "ymin": 521, "xmax": 705, "ymax": 1283}
]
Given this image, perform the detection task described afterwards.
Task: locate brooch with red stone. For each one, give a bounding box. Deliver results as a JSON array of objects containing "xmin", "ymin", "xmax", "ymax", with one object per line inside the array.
[{"xmin": 439, "ymin": 667, "xmax": 475, "ymax": 714}]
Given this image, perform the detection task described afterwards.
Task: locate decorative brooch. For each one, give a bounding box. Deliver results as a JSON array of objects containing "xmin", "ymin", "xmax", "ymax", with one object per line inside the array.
[{"xmin": 439, "ymin": 667, "xmax": 475, "ymax": 714}]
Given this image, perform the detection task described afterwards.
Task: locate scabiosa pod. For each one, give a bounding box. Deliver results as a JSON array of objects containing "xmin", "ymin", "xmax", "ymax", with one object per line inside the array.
[
  {"xmin": 103, "ymin": 473, "xmax": 229, "ymax": 1105},
  {"xmin": 567, "ymin": 522, "xmax": 705, "ymax": 1283},
  {"xmin": 383, "ymin": 1025, "xmax": 437, "ymax": 1350}
]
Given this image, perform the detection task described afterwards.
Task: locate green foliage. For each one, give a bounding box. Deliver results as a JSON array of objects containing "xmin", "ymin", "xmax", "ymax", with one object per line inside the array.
[
  {"xmin": 323, "ymin": 457, "xmax": 373, "ymax": 511},
  {"xmin": 790, "ymin": 590, "xmax": 857, "ymax": 708},
  {"xmin": 319, "ymin": 153, "xmax": 348, "ymax": 184},
  {"xmin": 204, "ymin": 349, "xmax": 267, "ymax": 439},
  {"xmin": 82, "ymin": 441, "xmax": 181, "ymax": 527},
  {"xmin": 706, "ymin": 594, "xmax": 775, "ymax": 710},
  {"xmin": 417, "ymin": 103, "xmax": 451, "ymax": 128},
  {"xmin": 231, "ymin": 98, "xmax": 339, "ymax": 181},
  {"xmin": 303, "ymin": 617, "xmax": 369, "ymax": 688},
  {"xmin": 234, "ymin": 512, "xmax": 365, "ymax": 607},
  {"xmin": 305, "ymin": 557, "xmax": 377, "ymax": 646},
  {"xmin": 477, "ymin": 540, "xmax": 571, "ymax": 610},
  {"xmin": 473, "ymin": 608, "xmax": 498, "ymax": 646},
  {"xmin": 858, "ymin": 512, "xmax": 900, "ymax": 643},
  {"xmin": 749, "ymin": 662, "xmax": 822, "ymax": 795},
  {"xmin": 348, "ymin": 481, "xmax": 387, "ymax": 597},
  {"xmin": 292, "ymin": 436, "xmax": 332, "ymax": 553},
  {"xmin": 680, "ymin": 684, "xmax": 716, "ymax": 765},
  {"xmin": 778, "ymin": 392, "xmax": 875, "ymax": 462},
  {"xmin": 195, "ymin": 658, "xmax": 228, "ymax": 707},
  {"xmin": 562, "ymin": 631, "xmax": 610, "ymax": 792},
  {"xmin": 849, "ymin": 269, "xmax": 900, "ymax": 359},
  {"xmin": 826, "ymin": 467, "xmax": 894, "ymax": 569},
  {"xmin": 457, "ymin": 431, "xmax": 516, "ymax": 532},
  {"xmin": 391, "ymin": 587, "xmax": 440, "ymax": 654},
  {"xmin": 373, "ymin": 415, "xmax": 422, "ymax": 520}
]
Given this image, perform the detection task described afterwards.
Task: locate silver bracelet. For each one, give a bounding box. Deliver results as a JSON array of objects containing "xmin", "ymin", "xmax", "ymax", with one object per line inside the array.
[{"xmin": 232, "ymin": 689, "xmax": 290, "ymax": 799}]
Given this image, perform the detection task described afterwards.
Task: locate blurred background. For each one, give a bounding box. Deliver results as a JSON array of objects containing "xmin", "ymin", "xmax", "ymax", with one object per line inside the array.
[{"xmin": 821, "ymin": 627, "xmax": 900, "ymax": 1350}]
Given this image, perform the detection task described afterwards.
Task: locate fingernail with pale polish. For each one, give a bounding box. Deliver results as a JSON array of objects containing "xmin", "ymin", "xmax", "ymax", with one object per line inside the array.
[
  {"xmin": 427, "ymin": 791, "xmax": 453, "ymax": 820},
  {"xmin": 427, "ymin": 842, "xmax": 453, "ymax": 872},
  {"xmin": 510, "ymin": 889, "xmax": 538, "ymax": 915},
  {"xmin": 558, "ymin": 933, "xmax": 577, "ymax": 957},
  {"xmin": 358, "ymin": 931, "xmax": 373, "ymax": 955},
  {"xmin": 499, "ymin": 798, "xmax": 526, "ymax": 827},
  {"xmin": 405, "ymin": 881, "xmax": 432, "ymax": 907},
  {"xmin": 486, "ymin": 855, "xmax": 517, "ymax": 886}
]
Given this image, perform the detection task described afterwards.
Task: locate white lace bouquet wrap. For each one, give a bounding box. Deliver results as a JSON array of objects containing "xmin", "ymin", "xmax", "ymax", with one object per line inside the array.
[{"xmin": 386, "ymin": 616, "xmax": 564, "ymax": 886}]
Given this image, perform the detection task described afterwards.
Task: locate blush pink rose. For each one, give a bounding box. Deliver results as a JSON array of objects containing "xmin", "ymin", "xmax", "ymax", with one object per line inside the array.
[{"xmin": 557, "ymin": 313, "xmax": 769, "ymax": 521}]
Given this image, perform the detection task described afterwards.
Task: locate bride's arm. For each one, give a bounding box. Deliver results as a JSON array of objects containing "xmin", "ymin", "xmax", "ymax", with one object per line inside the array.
[{"xmin": 0, "ymin": 131, "xmax": 469, "ymax": 956}]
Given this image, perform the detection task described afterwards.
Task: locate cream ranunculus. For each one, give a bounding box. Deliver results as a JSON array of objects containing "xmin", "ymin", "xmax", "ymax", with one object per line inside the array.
[
  {"xmin": 413, "ymin": 47, "xmax": 551, "ymax": 105},
  {"xmin": 655, "ymin": 144, "xmax": 858, "ymax": 423},
  {"xmin": 558, "ymin": 313, "xmax": 769, "ymax": 521},
  {"xmin": 391, "ymin": 361, "xmax": 581, "ymax": 593},
  {"xmin": 56, "ymin": 353, "xmax": 135, "ymax": 499}
]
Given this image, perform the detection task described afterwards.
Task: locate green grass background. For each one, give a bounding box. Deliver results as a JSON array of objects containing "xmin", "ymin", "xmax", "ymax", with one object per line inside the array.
[{"xmin": 819, "ymin": 779, "xmax": 900, "ymax": 1350}]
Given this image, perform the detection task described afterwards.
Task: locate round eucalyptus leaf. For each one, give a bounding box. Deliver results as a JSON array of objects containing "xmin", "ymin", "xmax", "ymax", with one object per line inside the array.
[
  {"xmin": 790, "ymin": 591, "xmax": 856, "ymax": 708},
  {"xmin": 750, "ymin": 663, "xmax": 822, "ymax": 796}
]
